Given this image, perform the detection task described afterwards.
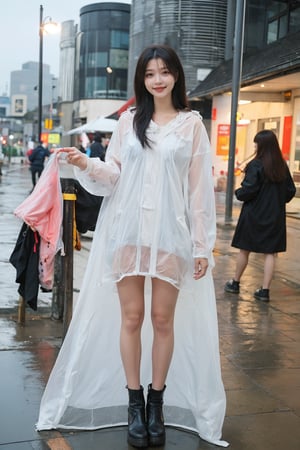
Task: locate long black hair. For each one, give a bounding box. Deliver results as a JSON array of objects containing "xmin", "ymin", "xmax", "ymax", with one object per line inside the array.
[
  {"xmin": 133, "ymin": 44, "xmax": 189, "ymax": 148},
  {"xmin": 252, "ymin": 130, "xmax": 287, "ymax": 182}
]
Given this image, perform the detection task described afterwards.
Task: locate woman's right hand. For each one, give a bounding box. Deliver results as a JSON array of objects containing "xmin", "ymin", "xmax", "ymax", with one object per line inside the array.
[{"xmin": 58, "ymin": 147, "xmax": 88, "ymax": 171}]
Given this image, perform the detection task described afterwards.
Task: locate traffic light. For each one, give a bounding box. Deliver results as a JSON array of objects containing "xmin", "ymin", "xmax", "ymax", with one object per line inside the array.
[{"xmin": 45, "ymin": 118, "xmax": 53, "ymax": 130}]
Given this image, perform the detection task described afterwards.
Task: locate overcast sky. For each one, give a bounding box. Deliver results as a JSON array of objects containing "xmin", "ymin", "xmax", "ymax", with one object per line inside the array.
[{"xmin": 0, "ymin": 0, "xmax": 131, "ymax": 96}]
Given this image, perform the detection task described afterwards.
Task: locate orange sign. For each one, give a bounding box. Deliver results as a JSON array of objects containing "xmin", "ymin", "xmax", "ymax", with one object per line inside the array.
[
  {"xmin": 282, "ymin": 116, "xmax": 292, "ymax": 160},
  {"xmin": 40, "ymin": 133, "xmax": 60, "ymax": 146},
  {"xmin": 216, "ymin": 124, "xmax": 230, "ymax": 155}
]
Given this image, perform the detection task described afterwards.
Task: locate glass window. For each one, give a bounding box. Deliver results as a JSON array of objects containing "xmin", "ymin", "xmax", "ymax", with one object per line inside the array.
[
  {"xmin": 110, "ymin": 11, "xmax": 128, "ymax": 28},
  {"xmin": 109, "ymin": 49, "xmax": 128, "ymax": 69},
  {"xmin": 267, "ymin": 1, "xmax": 287, "ymax": 19},
  {"xmin": 111, "ymin": 11, "xmax": 122, "ymax": 20},
  {"xmin": 111, "ymin": 30, "xmax": 129, "ymax": 49},
  {"xmin": 85, "ymin": 31, "xmax": 109, "ymax": 52},
  {"xmin": 267, "ymin": 20, "xmax": 278, "ymax": 43},
  {"xmin": 278, "ymin": 14, "xmax": 288, "ymax": 38},
  {"xmin": 84, "ymin": 72, "xmax": 127, "ymax": 99},
  {"xmin": 85, "ymin": 76, "xmax": 107, "ymax": 98},
  {"xmin": 82, "ymin": 11, "xmax": 110, "ymax": 31},
  {"xmin": 290, "ymin": 7, "xmax": 300, "ymax": 33},
  {"xmin": 87, "ymin": 52, "xmax": 108, "ymax": 68},
  {"xmin": 107, "ymin": 69, "xmax": 127, "ymax": 99},
  {"xmin": 87, "ymin": 53, "xmax": 96, "ymax": 68}
]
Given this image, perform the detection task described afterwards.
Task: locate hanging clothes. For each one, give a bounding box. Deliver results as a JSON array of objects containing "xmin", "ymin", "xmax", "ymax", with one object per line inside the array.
[
  {"xmin": 74, "ymin": 180, "xmax": 103, "ymax": 233},
  {"xmin": 9, "ymin": 222, "xmax": 40, "ymax": 310},
  {"xmin": 14, "ymin": 153, "xmax": 63, "ymax": 291}
]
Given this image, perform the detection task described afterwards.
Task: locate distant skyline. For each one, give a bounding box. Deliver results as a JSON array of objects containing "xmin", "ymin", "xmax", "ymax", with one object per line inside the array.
[{"xmin": 0, "ymin": 0, "xmax": 131, "ymax": 96}]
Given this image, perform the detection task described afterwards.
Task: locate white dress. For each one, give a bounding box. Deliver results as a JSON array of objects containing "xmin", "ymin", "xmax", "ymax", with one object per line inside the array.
[{"xmin": 36, "ymin": 110, "xmax": 229, "ymax": 447}]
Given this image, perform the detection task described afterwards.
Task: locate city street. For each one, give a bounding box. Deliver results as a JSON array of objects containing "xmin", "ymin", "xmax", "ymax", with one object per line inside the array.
[{"xmin": 0, "ymin": 161, "xmax": 299, "ymax": 450}]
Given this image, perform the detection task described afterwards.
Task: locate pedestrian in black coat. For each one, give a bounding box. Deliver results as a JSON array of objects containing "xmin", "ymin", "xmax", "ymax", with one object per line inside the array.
[
  {"xmin": 89, "ymin": 132, "xmax": 106, "ymax": 161},
  {"xmin": 225, "ymin": 130, "xmax": 296, "ymax": 302},
  {"xmin": 29, "ymin": 141, "xmax": 50, "ymax": 187}
]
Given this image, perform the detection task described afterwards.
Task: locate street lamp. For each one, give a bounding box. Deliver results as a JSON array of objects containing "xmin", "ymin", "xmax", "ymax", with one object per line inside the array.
[
  {"xmin": 8, "ymin": 134, "xmax": 14, "ymax": 164},
  {"xmin": 38, "ymin": 4, "xmax": 60, "ymax": 142},
  {"xmin": 106, "ymin": 66, "xmax": 113, "ymax": 97}
]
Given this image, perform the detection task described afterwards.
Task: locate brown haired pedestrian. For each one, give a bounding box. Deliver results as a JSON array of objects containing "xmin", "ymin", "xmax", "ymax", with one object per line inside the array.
[{"xmin": 225, "ymin": 130, "xmax": 296, "ymax": 302}]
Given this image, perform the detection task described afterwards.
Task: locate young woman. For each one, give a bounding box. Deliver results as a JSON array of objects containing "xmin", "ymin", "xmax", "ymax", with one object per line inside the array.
[
  {"xmin": 37, "ymin": 45, "xmax": 228, "ymax": 447},
  {"xmin": 225, "ymin": 130, "xmax": 296, "ymax": 301}
]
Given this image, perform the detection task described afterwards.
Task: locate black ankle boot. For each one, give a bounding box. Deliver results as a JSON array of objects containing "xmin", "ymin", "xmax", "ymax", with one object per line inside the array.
[
  {"xmin": 127, "ymin": 386, "xmax": 148, "ymax": 448},
  {"xmin": 146, "ymin": 384, "xmax": 166, "ymax": 447}
]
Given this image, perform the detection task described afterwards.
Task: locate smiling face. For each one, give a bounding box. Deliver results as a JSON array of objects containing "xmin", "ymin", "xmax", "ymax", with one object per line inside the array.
[{"xmin": 144, "ymin": 58, "xmax": 176, "ymax": 101}]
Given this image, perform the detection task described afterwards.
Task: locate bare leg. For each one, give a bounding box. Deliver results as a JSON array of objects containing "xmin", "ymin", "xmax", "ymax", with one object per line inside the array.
[
  {"xmin": 234, "ymin": 249, "xmax": 250, "ymax": 281},
  {"xmin": 117, "ymin": 276, "xmax": 145, "ymax": 390},
  {"xmin": 263, "ymin": 253, "xmax": 276, "ymax": 289},
  {"xmin": 151, "ymin": 278, "xmax": 179, "ymax": 390}
]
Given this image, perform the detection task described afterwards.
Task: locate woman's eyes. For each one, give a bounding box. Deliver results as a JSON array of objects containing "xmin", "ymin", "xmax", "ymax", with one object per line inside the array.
[{"xmin": 145, "ymin": 70, "xmax": 170, "ymax": 77}]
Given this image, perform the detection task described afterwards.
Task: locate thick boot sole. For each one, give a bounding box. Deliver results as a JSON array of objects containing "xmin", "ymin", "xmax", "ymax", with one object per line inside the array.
[
  {"xmin": 148, "ymin": 433, "xmax": 166, "ymax": 447},
  {"xmin": 127, "ymin": 434, "xmax": 148, "ymax": 448},
  {"xmin": 224, "ymin": 287, "xmax": 239, "ymax": 293}
]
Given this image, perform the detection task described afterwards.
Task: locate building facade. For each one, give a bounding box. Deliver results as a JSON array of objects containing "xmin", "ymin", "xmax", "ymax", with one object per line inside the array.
[
  {"xmin": 127, "ymin": 0, "xmax": 227, "ymax": 98},
  {"xmin": 0, "ymin": 96, "xmax": 10, "ymax": 118},
  {"xmin": 59, "ymin": 21, "xmax": 77, "ymax": 103},
  {"xmin": 58, "ymin": 20, "xmax": 78, "ymax": 138},
  {"xmin": 70, "ymin": 1, "xmax": 131, "ymax": 131},
  {"xmin": 75, "ymin": 2, "xmax": 130, "ymax": 101},
  {"xmin": 189, "ymin": 0, "xmax": 300, "ymax": 191},
  {"xmin": 10, "ymin": 61, "xmax": 57, "ymax": 114}
]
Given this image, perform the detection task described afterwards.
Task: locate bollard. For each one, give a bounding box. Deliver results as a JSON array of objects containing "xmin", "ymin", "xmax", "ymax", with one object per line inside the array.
[
  {"xmin": 51, "ymin": 253, "xmax": 64, "ymax": 320},
  {"xmin": 17, "ymin": 296, "xmax": 25, "ymax": 324},
  {"xmin": 51, "ymin": 178, "xmax": 76, "ymax": 340},
  {"xmin": 62, "ymin": 182, "xmax": 76, "ymax": 340}
]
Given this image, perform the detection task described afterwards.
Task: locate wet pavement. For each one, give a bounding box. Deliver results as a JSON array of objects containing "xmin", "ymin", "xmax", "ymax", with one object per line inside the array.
[{"xmin": 0, "ymin": 161, "xmax": 299, "ymax": 450}]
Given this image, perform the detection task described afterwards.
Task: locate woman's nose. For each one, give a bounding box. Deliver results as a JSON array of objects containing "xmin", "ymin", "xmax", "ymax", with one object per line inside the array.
[{"xmin": 154, "ymin": 73, "xmax": 162, "ymax": 83}]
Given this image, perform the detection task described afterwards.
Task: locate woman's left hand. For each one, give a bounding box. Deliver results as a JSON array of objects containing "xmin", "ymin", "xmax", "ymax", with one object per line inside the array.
[
  {"xmin": 58, "ymin": 147, "xmax": 88, "ymax": 171},
  {"xmin": 193, "ymin": 257, "xmax": 208, "ymax": 280}
]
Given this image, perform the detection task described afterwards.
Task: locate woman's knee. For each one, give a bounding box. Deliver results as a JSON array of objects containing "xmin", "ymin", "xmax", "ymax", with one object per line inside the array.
[
  {"xmin": 151, "ymin": 278, "xmax": 178, "ymax": 336},
  {"xmin": 118, "ymin": 276, "xmax": 145, "ymax": 333},
  {"xmin": 151, "ymin": 310, "xmax": 173, "ymax": 336},
  {"xmin": 122, "ymin": 308, "xmax": 144, "ymax": 333}
]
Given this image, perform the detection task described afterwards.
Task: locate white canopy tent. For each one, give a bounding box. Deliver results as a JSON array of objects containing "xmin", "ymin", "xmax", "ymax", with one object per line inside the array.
[{"xmin": 65, "ymin": 116, "xmax": 118, "ymax": 135}]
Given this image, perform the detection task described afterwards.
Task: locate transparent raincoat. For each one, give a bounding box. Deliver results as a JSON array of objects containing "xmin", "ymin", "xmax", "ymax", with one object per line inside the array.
[{"xmin": 37, "ymin": 110, "xmax": 228, "ymax": 447}]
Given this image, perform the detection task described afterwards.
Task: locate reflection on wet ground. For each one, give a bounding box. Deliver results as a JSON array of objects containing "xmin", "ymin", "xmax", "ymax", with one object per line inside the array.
[{"xmin": 0, "ymin": 165, "xmax": 300, "ymax": 449}]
